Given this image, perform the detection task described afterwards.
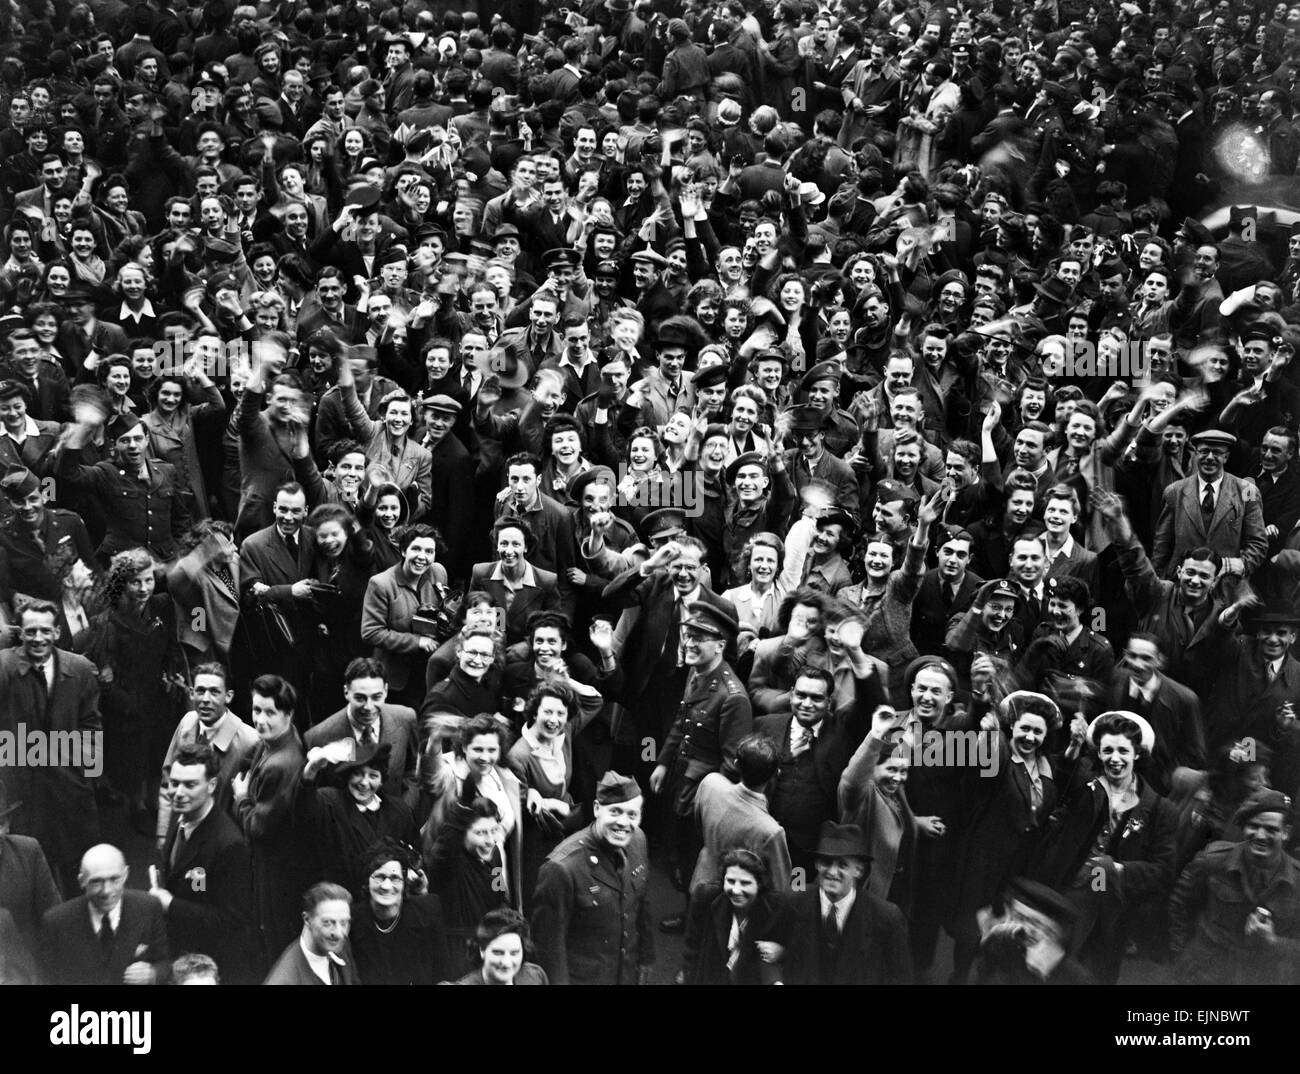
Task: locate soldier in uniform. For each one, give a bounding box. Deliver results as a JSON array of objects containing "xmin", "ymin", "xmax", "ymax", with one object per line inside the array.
[
  {"xmin": 649, "ymin": 601, "xmax": 753, "ymax": 933},
  {"xmin": 57, "ymin": 411, "xmax": 192, "ymax": 565},
  {"xmin": 531, "ymin": 771, "xmax": 655, "ymax": 985},
  {"xmin": 1170, "ymin": 789, "xmax": 1300, "ymax": 985},
  {"xmin": 799, "ymin": 361, "xmax": 862, "ymax": 459},
  {"xmin": 0, "ymin": 465, "xmax": 96, "ymax": 606}
]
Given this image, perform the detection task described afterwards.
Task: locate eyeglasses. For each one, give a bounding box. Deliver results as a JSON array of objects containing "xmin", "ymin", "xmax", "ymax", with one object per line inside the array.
[
  {"xmin": 370, "ymin": 873, "xmax": 405, "ymax": 886},
  {"xmin": 461, "ymin": 649, "xmax": 494, "ymax": 662}
]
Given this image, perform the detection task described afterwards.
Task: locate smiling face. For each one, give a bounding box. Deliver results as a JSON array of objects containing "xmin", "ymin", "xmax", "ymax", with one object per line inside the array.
[
  {"xmin": 532, "ymin": 694, "xmax": 570, "ymax": 741},
  {"xmin": 589, "ymin": 791, "xmax": 643, "ymax": 850},
  {"xmin": 304, "ymin": 898, "xmax": 351, "ymax": 957},
  {"xmin": 347, "ymin": 765, "xmax": 383, "ymax": 807},
  {"xmin": 1097, "ymin": 732, "xmax": 1137, "ymax": 785},
  {"xmin": 402, "ymin": 535, "xmax": 437, "ymax": 576},
  {"xmin": 495, "ymin": 524, "xmax": 526, "ymax": 571},
  {"xmin": 748, "ymin": 543, "xmax": 778, "ymax": 586},
  {"xmin": 982, "ymin": 595, "xmax": 1017, "ymax": 633},
  {"xmin": 481, "ymin": 929, "xmax": 525, "ymax": 983},
  {"xmin": 911, "ymin": 666, "xmax": 953, "ymax": 721},
  {"xmin": 1010, "ymin": 539, "xmax": 1046, "ymax": 586}
]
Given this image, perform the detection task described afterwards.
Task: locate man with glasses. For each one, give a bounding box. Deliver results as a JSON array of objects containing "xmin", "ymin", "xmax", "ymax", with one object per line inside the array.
[{"xmin": 1152, "ymin": 428, "xmax": 1268, "ymax": 578}]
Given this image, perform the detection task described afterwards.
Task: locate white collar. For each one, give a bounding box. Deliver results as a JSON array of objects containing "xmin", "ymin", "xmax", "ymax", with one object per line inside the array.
[
  {"xmin": 1198, "ymin": 474, "xmax": 1223, "ymax": 497},
  {"xmin": 119, "ymin": 297, "xmax": 156, "ymax": 320},
  {"xmin": 819, "ymin": 886, "xmax": 856, "ymax": 923},
  {"xmin": 300, "ymin": 937, "xmax": 347, "ymax": 983},
  {"xmin": 90, "ymin": 901, "xmax": 122, "ymax": 933},
  {"xmin": 1129, "ymin": 674, "xmax": 1159, "ymax": 703},
  {"xmin": 491, "ymin": 560, "xmax": 537, "ymax": 587}
]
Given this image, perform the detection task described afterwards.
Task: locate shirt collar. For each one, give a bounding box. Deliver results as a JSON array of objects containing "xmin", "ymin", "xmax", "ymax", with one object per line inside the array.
[
  {"xmin": 1010, "ymin": 752, "xmax": 1052, "ymax": 781},
  {"xmin": 300, "ymin": 937, "xmax": 347, "ymax": 982},
  {"xmin": 491, "ymin": 560, "xmax": 537, "ymax": 587},
  {"xmin": 819, "ymin": 886, "xmax": 856, "ymax": 922},
  {"xmin": 90, "ymin": 901, "xmax": 122, "ymax": 933},
  {"xmin": 119, "ymin": 297, "xmax": 155, "ymax": 320},
  {"xmin": 1198, "ymin": 475, "xmax": 1223, "ymax": 498},
  {"xmin": 3, "ymin": 416, "xmax": 40, "ymax": 440}
]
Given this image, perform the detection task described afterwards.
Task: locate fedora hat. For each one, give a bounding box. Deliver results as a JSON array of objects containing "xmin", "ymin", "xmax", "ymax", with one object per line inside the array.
[{"xmin": 815, "ymin": 821, "xmax": 871, "ymax": 860}]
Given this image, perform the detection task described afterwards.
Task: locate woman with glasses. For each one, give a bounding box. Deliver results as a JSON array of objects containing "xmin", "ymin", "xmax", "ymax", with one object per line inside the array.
[
  {"xmin": 350, "ymin": 837, "xmax": 453, "ymax": 985},
  {"xmin": 422, "ymin": 624, "xmax": 502, "ymax": 720}
]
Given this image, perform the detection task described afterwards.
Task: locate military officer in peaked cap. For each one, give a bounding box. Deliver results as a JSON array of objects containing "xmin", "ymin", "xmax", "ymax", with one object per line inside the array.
[
  {"xmin": 649, "ymin": 601, "xmax": 753, "ymax": 933},
  {"xmin": 530, "ymin": 771, "xmax": 655, "ymax": 985}
]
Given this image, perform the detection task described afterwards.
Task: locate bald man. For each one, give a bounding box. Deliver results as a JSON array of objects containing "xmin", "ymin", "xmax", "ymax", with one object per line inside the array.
[{"xmin": 39, "ymin": 844, "xmax": 169, "ymax": 985}]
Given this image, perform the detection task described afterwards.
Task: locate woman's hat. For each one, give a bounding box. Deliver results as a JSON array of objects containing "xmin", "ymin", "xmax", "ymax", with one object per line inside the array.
[
  {"xmin": 333, "ymin": 740, "xmax": 392, "ymax": 781},
  {"xmin": 1087, "ymin": 710, "xmax": 1156, "ymax": 754}
]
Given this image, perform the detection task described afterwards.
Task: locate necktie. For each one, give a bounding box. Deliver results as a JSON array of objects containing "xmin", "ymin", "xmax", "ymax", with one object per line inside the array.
[
  {"xmin": 360, "ymin": 724, "xmax": 376, "ymax": 746},
  {"xmin": 823, "ymin": 905, "xmax": 839, "ymax": 938},
  {"xmin": 170, "ymin": 824, "xmax": 188, "ymax": 867},
  {"xmin": 792, "ymin": 723, "xmax": 813, "ymax": 758},
  {"xmin": 328, "ymin": 958, "xmax": 342, "ymax": 986},
  {"xmin": 462, "ymin": 371, "xmax": 475, "ymax": 395},
  {"xmin": 285, "ymin": 532, "xmax": 299, "ymax": 560},
  {"xmin": 32, "ymin": 664, "xmax": 48, "ymax": 719},
  {"xmin": 660, "ymin": 598, "xmax": 683, "ymax": 672},
  {"xmin": 100, "ymin": 917, "xmax": 114, "ymax": 953},
  {"xmin": 1201, "ymin": 485, "xmax": 1215, "ymax": 525},
  {"xmin": 1265, "ymin": 660, "xmax": 1277, "ymax": 684}
]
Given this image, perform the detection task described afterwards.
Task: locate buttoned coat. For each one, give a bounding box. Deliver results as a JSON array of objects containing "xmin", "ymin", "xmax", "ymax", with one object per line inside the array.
[
  {"xmin": 530, "ymin": 824, "xmax": 654, "ymax": 986},
  {"xmin": 1152, "ymin": 472, "xmax": 1268, "ymax": 578}
]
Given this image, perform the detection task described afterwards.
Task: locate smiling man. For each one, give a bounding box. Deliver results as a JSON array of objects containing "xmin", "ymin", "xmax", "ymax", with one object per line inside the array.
[
  {"xmin": 303, "ymin": 657, "xmax": 419, "ymax": 807},
  {"xmin": 1171, "ymin": 789, "xmax": 1300, "ymax": 984},
  {"xmin": 531, "ymin": 771, "xmax": 655, "ymax": 985},
  {"xmin": 264, "ymin": 882, "xmax": 358, "ymax": 985},
  {"xmin": 150, "ymin": 744, "xmax": 254, "ymax": 983},
  {"xmin": 154, "ymin": 663, "xmax": 258, "ymax": 844}
]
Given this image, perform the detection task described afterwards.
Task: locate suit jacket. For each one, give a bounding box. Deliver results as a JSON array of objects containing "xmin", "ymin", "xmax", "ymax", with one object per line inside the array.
[
  {"xmin": 156, "ymin": 710, "xmax": 260, "ymax": 839},
  {"xmin": 1152, "ymin": 472, "xmax": 1268, "ymax": 577},
  {"xmin": 263, "ymin": 937, "xmax": 360, "ymax": 984},
  {"xmin": 690, "ymin": 772, "xmax": 792, "ymax": 893},
  {"xmin": 160, "ymin": 805, "xmax": 255, "ymax": 983},
  {"xmin": 40, "ymin": 891, "xmax": 169, "ymax": 985},
  {"xmin": 911, "ymin": 568, "xmax": 982, "ymax": 656},
  {"xmin": 303, "ymin": 704, "xmax": 420, "ymax": 807},
  {"xmin": 1046, "ymin": 539, "xmax": 1099, "ymax": 590},
  {"xmin": 0, "ymin": 833, "xmax": 61, "ymax": 945},
  {"xmin": 0, "ymin": 648, "xmax": 101, "ymax": 876},
  {"xmin": 1108, "ymin": 671, "xmax": 1207, "ymax": 795},
  {"xmin": 1252, "ymin": 467, "xmax": 1300, "ymax": 549},
  {"xmin": 239, "ymin": 524, "xmax": 307, "ymax": 600},
  {"xmin": 601, "ymin": 567, "xmax": 738, "ymax": 700},
  {"xmin": 783, "ymin": 886, "xmax": 912, "ymax": 985},
  {"xmin": 785, "ymin": 447, "xmax": 860, "ymax": 519},
  {"xmin": 755, "ymin": 684, "xmax": 877, "ymax": 860},
  {"xmin": 469, "ymin": 560, "xmax": 563, "ymax": 646}
]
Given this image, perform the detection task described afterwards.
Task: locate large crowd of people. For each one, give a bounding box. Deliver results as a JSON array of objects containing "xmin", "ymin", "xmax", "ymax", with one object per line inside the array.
[{"xmin": 0, "ymin": 0, "xmax": 1299, "ymax": 988}]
